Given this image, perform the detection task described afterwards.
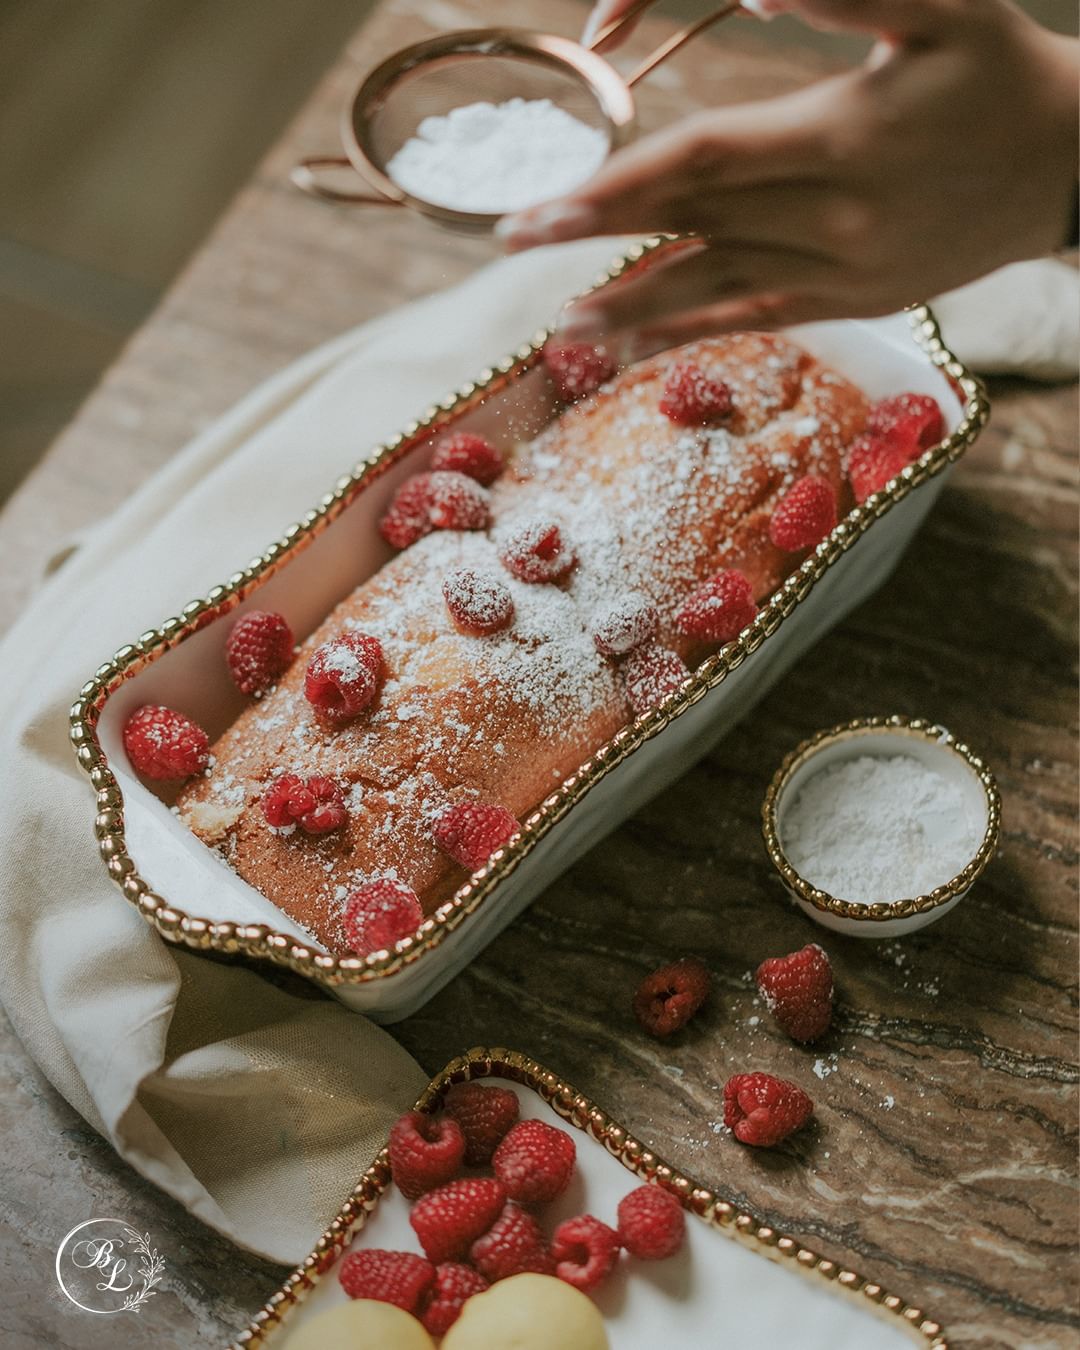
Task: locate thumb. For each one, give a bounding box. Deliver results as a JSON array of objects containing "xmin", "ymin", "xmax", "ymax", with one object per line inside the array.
[
  {"xmin": 745, "ymin": 0, "xmax": 956, "ymax": 40},
  {"xmin": 582, "ymin": 0, "xmax": 649, "ymax": 52}
]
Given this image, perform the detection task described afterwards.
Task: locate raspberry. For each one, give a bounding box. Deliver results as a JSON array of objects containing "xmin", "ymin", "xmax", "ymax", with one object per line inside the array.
[
  {"xmin": 866, "ymin": 392, "xmax": 944, "ymax": 457},
  {"xmin": 632, "ymin": 956, "xmax": 711, "ymax": 1038},
  {"xmin": 342, "ymin": 878, "xmax": 423, "ymax": 955},
  {"xmin": 616, "ymin": 1186, "xmax": 685, "ymax": 1260},
  {"xmin": 723, "ymin": 1072, "xmax": 814, "ymax": 1147},
  {"xmin": 388, "ymin": 1110, "xmax": 466, "ymax": 1201},
  {"xmin": 410, "ymin": 1178, "xmax": 506, "ymax": 1264},
  {"xmin": 551, "ymin": 1215, "xmax": 621, "ymax": 1291},
  {"xmin": 470, "ymin": 1202, "xmax": 555, "ymax": 1282},
  {"xmin": 659, "ymin": 363, "xmax": 734, "ymax": 425},
  {"xmin": 304, "ymin": 632, "xmax": 383, "ymax": 722},
  {"xmin": 433, "ymin": 801, "xmax": 519, "ymax": 871},
  {"xmin": 674, "ymin": 569, "xmax": 757, "ymax": 643},
  {"xmin": 492, "ymin": 1119, "xmax": 576, "ymax": 1207},
  {"xmin": 122, "ymin": 705, "xmax": 209, "ymax": 781},
  {"xmin": 847, "ymin": 433, "xmax": 909, "ymax": 504},
  {"xmin": 420, "ymin": 1263, "xmax": 489, "ymax": 1336},
  {"xmin": 444, "ymin": 1082, "xmax": 520, "ymax": 1166},
  {"xmin": 443, "ymin": 568, "xmax": 515, "ymax": 636},
  {"xmin": 225, "ymin": 610, "xmax": 294, "ymax": 697},
  {"xmin": 592, "ymin": 594, "xmax": 658, "ymax": 656},
  {"xmin": 622, "ymin": 643, "xmax": 690, "ymax": 715},
  {"xmin": 755, "ymin": 942, "xmax": 834, "ymax": 1043},
  {"xmin": 261, "ymin": 773, "xmax": 347, "ymax": 835},
  {"xmin": 430, "ymin": 432, "xmax": 504, "ymax": 485},
  {"xmin": 768, "ymin": 475, "xmax": 838, "ymax": 553},
  {"xmin": 338, "ymin": 1248, "xmax": 434, "ymax": 1312},
  {"xmin": 427, "ymin": 470, "xmax": 492, "ymax": 531},
  {"xmin": 498, "ymin": 519, "xmax": 576, "ymax": 584},
  {"xmin": 542, "ymin": 340, "xmax": 616, "ymax": 401},
  {"xmin": 379, "ymin": 474, "xmax": 436, "ymax": 550}
]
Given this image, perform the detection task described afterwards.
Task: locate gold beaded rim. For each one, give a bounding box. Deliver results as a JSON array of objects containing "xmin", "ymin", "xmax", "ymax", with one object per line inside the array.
[
  {"xmin": 69, "ymin": 238, "xmax": 991, "ymax": 984},
  {"xmin": 761, "ymin": 716, "xmax": 1002, "ymax": 922},
  {"xmin": 228, "ymin": 1047, "xmax": 950, "ymax": 1348}
]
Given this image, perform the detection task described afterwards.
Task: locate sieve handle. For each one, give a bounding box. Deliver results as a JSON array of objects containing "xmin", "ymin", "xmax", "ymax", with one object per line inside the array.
[
  {"xmin": 589, "ymin": 1, "xmax": 744, "ymax": 89},
  {"xmin": 290, "ymin": 156, "xmax": 402, "ymax": 207}
]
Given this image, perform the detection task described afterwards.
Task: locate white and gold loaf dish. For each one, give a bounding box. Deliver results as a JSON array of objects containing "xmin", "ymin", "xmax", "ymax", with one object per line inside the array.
[
  {"xmin": 71, "ymin": 239, "xmax": 989, "ymax": 1022},
  {"xmin": 232, "ymin": 1047, "xmax": 950, "ymax": 1349},
  {"xmin": 762, "ymin": 715, "xmax": 1001, "ymax": 938}
]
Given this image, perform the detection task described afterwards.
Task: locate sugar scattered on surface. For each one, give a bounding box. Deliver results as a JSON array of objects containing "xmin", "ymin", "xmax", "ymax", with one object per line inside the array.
[
  {"xmin": 781, "ymin": 754, "xmax": 984, "ymax": 904},
  {"xmin": 385, "ymin": 98, "xmax": 608, "ymax": 213}
]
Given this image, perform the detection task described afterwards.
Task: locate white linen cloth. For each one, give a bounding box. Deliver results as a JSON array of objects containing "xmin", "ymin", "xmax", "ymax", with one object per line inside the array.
[{"xmin": 0, "ymin": 240, "xmax": 1073, "ymax": 1266}]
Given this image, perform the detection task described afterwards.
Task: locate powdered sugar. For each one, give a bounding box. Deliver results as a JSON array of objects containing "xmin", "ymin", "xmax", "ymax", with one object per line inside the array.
[
  {"xmin": 781, "ymin": 754, "xmax": 984, "ymax": 904},
  {"xmin": 385, "ymin": 98, "xmax": 609, "ymax": 214}
]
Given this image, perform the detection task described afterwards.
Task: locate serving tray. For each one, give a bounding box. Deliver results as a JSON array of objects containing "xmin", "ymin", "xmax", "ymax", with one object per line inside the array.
[
  {"xmin": 71, "ymin": 239, "xmax": 989, "ymax": 1021},
  {"xmin": 229, "ymin": 1048, "xmax": 949, "ymax": 1349}
]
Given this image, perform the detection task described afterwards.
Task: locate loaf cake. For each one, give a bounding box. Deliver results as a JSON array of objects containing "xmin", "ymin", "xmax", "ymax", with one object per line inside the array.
[{"xmin": 166, "ymin": 333, "xmax": 884, "ymax": 954}]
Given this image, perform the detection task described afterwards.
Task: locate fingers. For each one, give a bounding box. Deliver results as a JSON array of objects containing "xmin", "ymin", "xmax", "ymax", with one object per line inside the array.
[
  {"xmin": 558, "ymin": 242, "xmax": 838, "ymax": 339},
  {"xmin": 581, "ymin": 0, "xmax": 651, "ymax": 51}
]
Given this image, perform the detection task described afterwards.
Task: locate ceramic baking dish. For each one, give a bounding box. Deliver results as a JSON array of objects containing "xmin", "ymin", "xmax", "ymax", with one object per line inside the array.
[
  {"xmin": 229, "ymin": 1048, "xmax": 949, "ymax": 1349},
  {"xmin": 71, "ymin": 239, "xmax": 990, "ymax": 1022}
]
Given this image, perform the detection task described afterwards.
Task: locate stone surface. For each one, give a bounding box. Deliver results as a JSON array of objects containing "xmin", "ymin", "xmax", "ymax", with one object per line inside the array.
[{"xmin": 0, "ymin": 0, "xmax": 1076, "ymax": 1347}]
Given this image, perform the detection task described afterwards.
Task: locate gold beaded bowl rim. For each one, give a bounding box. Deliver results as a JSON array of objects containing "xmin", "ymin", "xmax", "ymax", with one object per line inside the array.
[
  {"xmin": 69, "ymin": 236, "xmax": 991, "ymax": 985},
  {"xmin": 229, "ymin": 1046, "xmax": 950, "ymax": 1349},
  {"xmin": 761, "ymin": 716, "xmax": 1002, "ymax": 923}
]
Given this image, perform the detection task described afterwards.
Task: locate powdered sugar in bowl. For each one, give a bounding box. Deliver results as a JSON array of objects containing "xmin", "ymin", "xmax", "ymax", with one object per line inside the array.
[{"xmin": 762, "ymin": 716, "xmax": 1000, "ymax": 938}]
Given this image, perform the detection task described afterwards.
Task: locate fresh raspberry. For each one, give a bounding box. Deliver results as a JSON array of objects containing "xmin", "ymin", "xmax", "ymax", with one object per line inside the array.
[
  {"xmin": 492, "ymin": 1119, "xmax": 576, "ymax": 1207},
  {"xmin": 622, "ymin": 643, "xmax": 690, "ymax": 715},
  {"xmin": 543, "ymin": 340, "xmax": 616, "ymax": 401},
  {"xmin": 632, "ymin": 956, "xmax": 711, "ymax": 1038},
  {"xmin": 723, "ymin": 1072, "xmax": 814, "ymax": 1147},
  {"xmin": 430, "ymin": 432, "xmax": 505, "ymax": 485},
  {"xmin": 443, "ymin": 568, "xmax": 515, "ymax": 636},
  {"xmin": 755, "ymin": 942, "xmax": 834, "ymax": 1043},
  {"xmin": 866, "ymin": 392, "xmax": 944, "ymax": 457},
  {"xmin": 388, "ymin": 1110, "xmax": 466, "ymax": 1201},
  {"xmin": 379, "ymin": 474, "xmax": 436, "ymax": 550},
  {"xmin": 768, "ymin": 475, "xmax": 838, "ymax": 553},
  {"xmin": 551, "ymin": 1215, "xmax": 621, "ymax": 1291},
  {"xmin": 470, "ymin": 1202, "xmax": 555, "ymax": 1282},
  {"xmin": 343, "ymin": 878, "xmax": 424, "ymax": 955},
  {"xmin": 659, "ymin": 363, "xmax": 734, "ymax": 425},
  {"xmin": 427, "ymin": 470, "xmax": 492, "ymax": 531},
  {"xmin": 847, "ymin": 433, "xmax": 909, "ymax": 504},
  {"xmin": 225, "ymin": 610, "xmax": 294, "ymax": 697},
  {"xmin": 338, "ymin": 1248, "xmax": 434, "ymax": 1312},
  {"xmin": 419, "ymin": 1263, "xmax": 489, "ymax": 1336},
  {"xmin": 410, "ymin": 1178, "xmax": 506, "ymax": 1264},
  {"xmin": 444, "ymin": 1082, "xmax": 520, "ymax": 1166},
  {"xmin": 433, "ymin": 801, "xmax": 519, "ymax": 871},
  {"xmin": 498, "ymin": 519, "xmax": 576, "ymax": 584},
  {"xmin": 261, "ymin": 773, "xmax": 347, "ymax": 835},
  {"xmin": 304, "ymin": 632, "xmax": 383, "ymax": 722},
  {"xmin": 122, "ymin": 705, "xmax": 209, "ymax": 781},
  {"xmin": 616, "ymin": 1185, "xmax": 685, "ymax": 1260},
  {"xmin": 592, "ymin": 594, "xmax": 658, "ymax": 657},
  {"xmin": 378, "ymin": 471, "xmax": 491, "ymax": 549},
  {"xmin": 674, "ymin": 569, "xmax": 757, "ymax": 643}
]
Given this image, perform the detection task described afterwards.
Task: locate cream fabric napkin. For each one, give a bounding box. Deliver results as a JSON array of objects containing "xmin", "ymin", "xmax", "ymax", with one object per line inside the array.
[{"xmin": 0, "ymin": 240, "xmax": 1072, "ymax": 1268}]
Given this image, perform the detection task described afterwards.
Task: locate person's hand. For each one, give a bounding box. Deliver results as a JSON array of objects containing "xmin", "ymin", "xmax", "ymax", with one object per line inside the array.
[{"xmin": 499, "ymin": 0, "xmax": 1079, "ymax": 347}]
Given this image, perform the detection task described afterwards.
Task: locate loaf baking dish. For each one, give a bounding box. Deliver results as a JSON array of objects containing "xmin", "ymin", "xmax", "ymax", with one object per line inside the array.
[
  {"xmin": 229, "ymin": 1048, "xmax": 949, "ymax": 1349},
  {"xmin": 71, "ymin": 239, "xmax": 990, "ymax": 1021}
]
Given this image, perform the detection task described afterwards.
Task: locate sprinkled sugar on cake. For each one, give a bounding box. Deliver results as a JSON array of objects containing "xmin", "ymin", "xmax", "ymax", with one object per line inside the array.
[{"xmin": 175, "ymin": 333, "xmax": 870, "ymax": 952}]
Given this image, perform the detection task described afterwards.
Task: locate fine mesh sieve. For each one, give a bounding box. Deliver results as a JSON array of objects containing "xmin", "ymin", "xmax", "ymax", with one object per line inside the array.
[{"xmin": 293, "ymin": 3, "xmax": 742, "ymax": 232}]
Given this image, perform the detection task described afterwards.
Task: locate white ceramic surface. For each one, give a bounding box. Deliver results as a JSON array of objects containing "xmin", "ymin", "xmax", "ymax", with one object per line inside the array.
[
  {"xmin": 773, "ymin": 729, "xmax": 992, "ymax": 938},
  {"xmin": 95, "ymin": 311, "xmax": 969, "ymax": 1020},
  {"xmin": 264, "ymin": 1078, "xmax": 925, "ymax": 1349}
]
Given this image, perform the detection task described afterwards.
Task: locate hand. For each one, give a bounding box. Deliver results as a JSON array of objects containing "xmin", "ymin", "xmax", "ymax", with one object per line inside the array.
[{"xmin": 500, "ymin": 0, "xmax": 1079, "ymax": 347}]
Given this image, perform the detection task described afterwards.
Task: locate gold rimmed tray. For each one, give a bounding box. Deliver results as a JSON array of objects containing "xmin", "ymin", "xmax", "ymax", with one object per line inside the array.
[
  {"xmin": 230, "ymin": 1047, "xmax": 949, "ymax": 1348},
  {"xmin": 70, "ymin": 238, "xmax": 990, "ymax": 1019}
]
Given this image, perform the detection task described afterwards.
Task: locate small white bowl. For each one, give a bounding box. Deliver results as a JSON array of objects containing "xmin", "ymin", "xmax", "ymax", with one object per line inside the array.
[{"xmin": 762, "ymin": 716, "xmax": 1000, "ymax": 938}]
